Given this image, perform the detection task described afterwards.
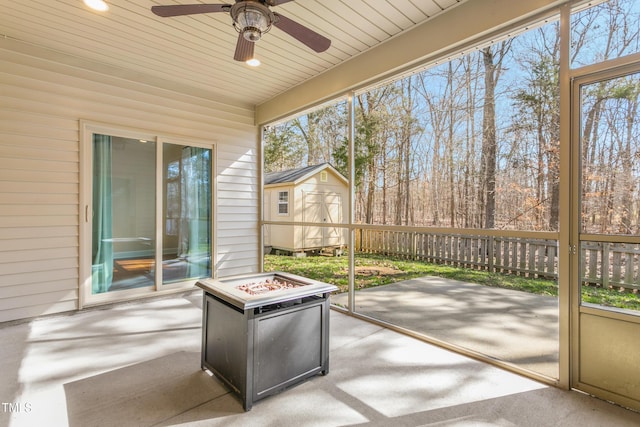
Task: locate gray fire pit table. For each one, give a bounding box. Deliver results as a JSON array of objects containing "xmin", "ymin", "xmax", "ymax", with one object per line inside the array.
[{"xmin": 196, "ymin": 272, "xmax": 337, "ymax": 411}]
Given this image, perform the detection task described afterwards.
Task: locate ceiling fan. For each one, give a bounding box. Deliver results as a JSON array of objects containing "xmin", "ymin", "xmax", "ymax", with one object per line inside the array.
[{"xmin": 151, "ymin": 0, "xmax": 331, "ymax": 62}]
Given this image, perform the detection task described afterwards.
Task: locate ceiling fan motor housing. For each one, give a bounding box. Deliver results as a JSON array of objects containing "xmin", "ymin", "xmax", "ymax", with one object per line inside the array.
[{"xmin": 230, "ymin": 1, "xmax": 275, "ymax": 42}]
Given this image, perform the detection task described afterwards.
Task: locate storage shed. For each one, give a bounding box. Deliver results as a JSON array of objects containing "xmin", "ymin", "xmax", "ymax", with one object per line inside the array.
[{"xmin": 264, "ymin": 163, "xmax": 348, "ymax": 255}]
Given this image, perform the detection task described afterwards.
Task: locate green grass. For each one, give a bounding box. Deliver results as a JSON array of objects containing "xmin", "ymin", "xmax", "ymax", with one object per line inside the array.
[
  {"xmin": 581, "ymin": 285, "xmax": 640, "ymax": 311},
  {"xmin": 264, "ymin": 253, "xmax": 640, "ymax": 311}
]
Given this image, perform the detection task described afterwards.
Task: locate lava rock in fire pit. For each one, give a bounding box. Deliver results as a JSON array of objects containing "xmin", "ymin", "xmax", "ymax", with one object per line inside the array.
[{"xmin": 236, "ymin": 278, "xmax": 300, "ymax": 295}]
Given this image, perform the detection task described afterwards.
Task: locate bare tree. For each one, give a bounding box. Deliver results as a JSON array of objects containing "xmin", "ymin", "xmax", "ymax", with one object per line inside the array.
[{"xmin": 479, "ymin": 41, "xmax": 512, "ymax": 229}]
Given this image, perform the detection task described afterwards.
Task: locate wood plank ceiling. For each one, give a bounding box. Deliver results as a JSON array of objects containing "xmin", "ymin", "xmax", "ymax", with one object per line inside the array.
[{"xmin": 1, "ymin": 0, "xmax": 465, "ymax": 106}]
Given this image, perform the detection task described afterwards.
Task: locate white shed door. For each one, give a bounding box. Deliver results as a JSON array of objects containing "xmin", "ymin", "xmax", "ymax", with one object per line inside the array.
[{"xmin": 303, "ymin": 192, "xmax": 342, "ymax": 249}]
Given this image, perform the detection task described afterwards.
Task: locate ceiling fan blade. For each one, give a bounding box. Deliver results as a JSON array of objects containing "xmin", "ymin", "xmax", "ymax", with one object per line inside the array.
[
  {"xmin": 151, "ymin": 4, "xmax": 227, "ymax": 17},
  {"xmin": 273, "ymin": 13, "xmax": 331, "ymax": 53},
  {"xmin": 270, "ymin": 0, "xmax": 296, "ymax": 5},
  {"xmin": 234, "ymin": 33, "xmax": 255, "ymax": 62}
]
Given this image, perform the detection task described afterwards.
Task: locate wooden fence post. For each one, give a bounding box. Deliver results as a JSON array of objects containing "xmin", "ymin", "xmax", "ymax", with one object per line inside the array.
[
  {"xmin": 488, "ymin": 235, "xmax": 494, "ymax": 273},
  {"xmin": 411, "ymin": 231, "xmax": 417, "ymax": 259},
  {"xmin": 602, "ymin": 243, "xmax": 610, "ymax": 288}
]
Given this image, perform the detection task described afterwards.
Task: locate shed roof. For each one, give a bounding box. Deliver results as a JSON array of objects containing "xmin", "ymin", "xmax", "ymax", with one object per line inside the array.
[{"xmin": 264, "ymin": 163, "xmax": 346, "ymax": 186}]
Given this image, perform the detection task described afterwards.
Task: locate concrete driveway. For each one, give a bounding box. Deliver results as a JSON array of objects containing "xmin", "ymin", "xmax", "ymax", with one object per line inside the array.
[{"xmin": 331, "ymin": 276, "xmax": 559, "ymax": 378}]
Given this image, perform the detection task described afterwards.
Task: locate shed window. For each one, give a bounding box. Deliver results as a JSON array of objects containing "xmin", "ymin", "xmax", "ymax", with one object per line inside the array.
[
  {"xmin": 278, "ymin": 191, "xmax": 289, "ymax": 215},
  {"xmin": 320, "ymin": 171, "xmax": 328, "ymax": 182}
]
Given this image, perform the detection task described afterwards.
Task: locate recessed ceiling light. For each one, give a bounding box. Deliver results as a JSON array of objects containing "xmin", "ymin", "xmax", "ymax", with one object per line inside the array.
[
  {"xmin": 84, "ymin": 0, "xmax": 109, "ymax": 12},
  {"xmin": 246, "ymin": 58, "xmax": 261, "ymax": 67}
]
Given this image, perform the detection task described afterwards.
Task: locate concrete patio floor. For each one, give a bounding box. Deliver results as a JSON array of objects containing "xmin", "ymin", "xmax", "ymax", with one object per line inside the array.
[
  {"xmin": 331, "ymin": 276, "xmax": 559, "ymax": 378},
  {"xmin": 1, "ymin": 290, "xmax": 639, "ymax": 427}
]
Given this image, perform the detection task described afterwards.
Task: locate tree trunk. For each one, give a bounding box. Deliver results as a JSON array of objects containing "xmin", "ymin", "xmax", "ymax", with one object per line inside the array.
[{"xmin": 481, "ymin": 47, "xmax": 498, "ymax": 229}]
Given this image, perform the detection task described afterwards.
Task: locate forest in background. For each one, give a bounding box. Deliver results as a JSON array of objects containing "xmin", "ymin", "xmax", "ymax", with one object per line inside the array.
[{"xmin": 264, "ymin": 0, "xmax": 640, "ymax": 233}]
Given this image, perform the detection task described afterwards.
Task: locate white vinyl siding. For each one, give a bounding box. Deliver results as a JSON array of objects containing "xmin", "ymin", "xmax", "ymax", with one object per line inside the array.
[{"xmin": 0, "ymin": 45, "xmax": 259, "ymax": 322}]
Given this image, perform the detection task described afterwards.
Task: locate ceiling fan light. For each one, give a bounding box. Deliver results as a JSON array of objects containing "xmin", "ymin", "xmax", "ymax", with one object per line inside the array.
[
  {"xmin": 242, "ymin": 27, "xmax": 262, "ymax": 42},
  {"xmin": 231, "ymin": 2, "xmax": 274, "ymax": 42},
  {"xmin": 237, "ymin": 9, "xmax": 268, "ymax": 31},
  {"xmin": 246, "ymin": 58, "xmax": 261, "ymax": 67}
]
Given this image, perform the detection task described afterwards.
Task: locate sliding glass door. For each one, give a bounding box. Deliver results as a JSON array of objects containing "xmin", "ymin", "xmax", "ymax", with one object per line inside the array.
[
  {"xmin": 82, "ymin": 123, "xmax": 213, "ymax": 304},
  {"xmin": 162, "ymin": 143, "xmax": 212, "ymax": 285}
]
